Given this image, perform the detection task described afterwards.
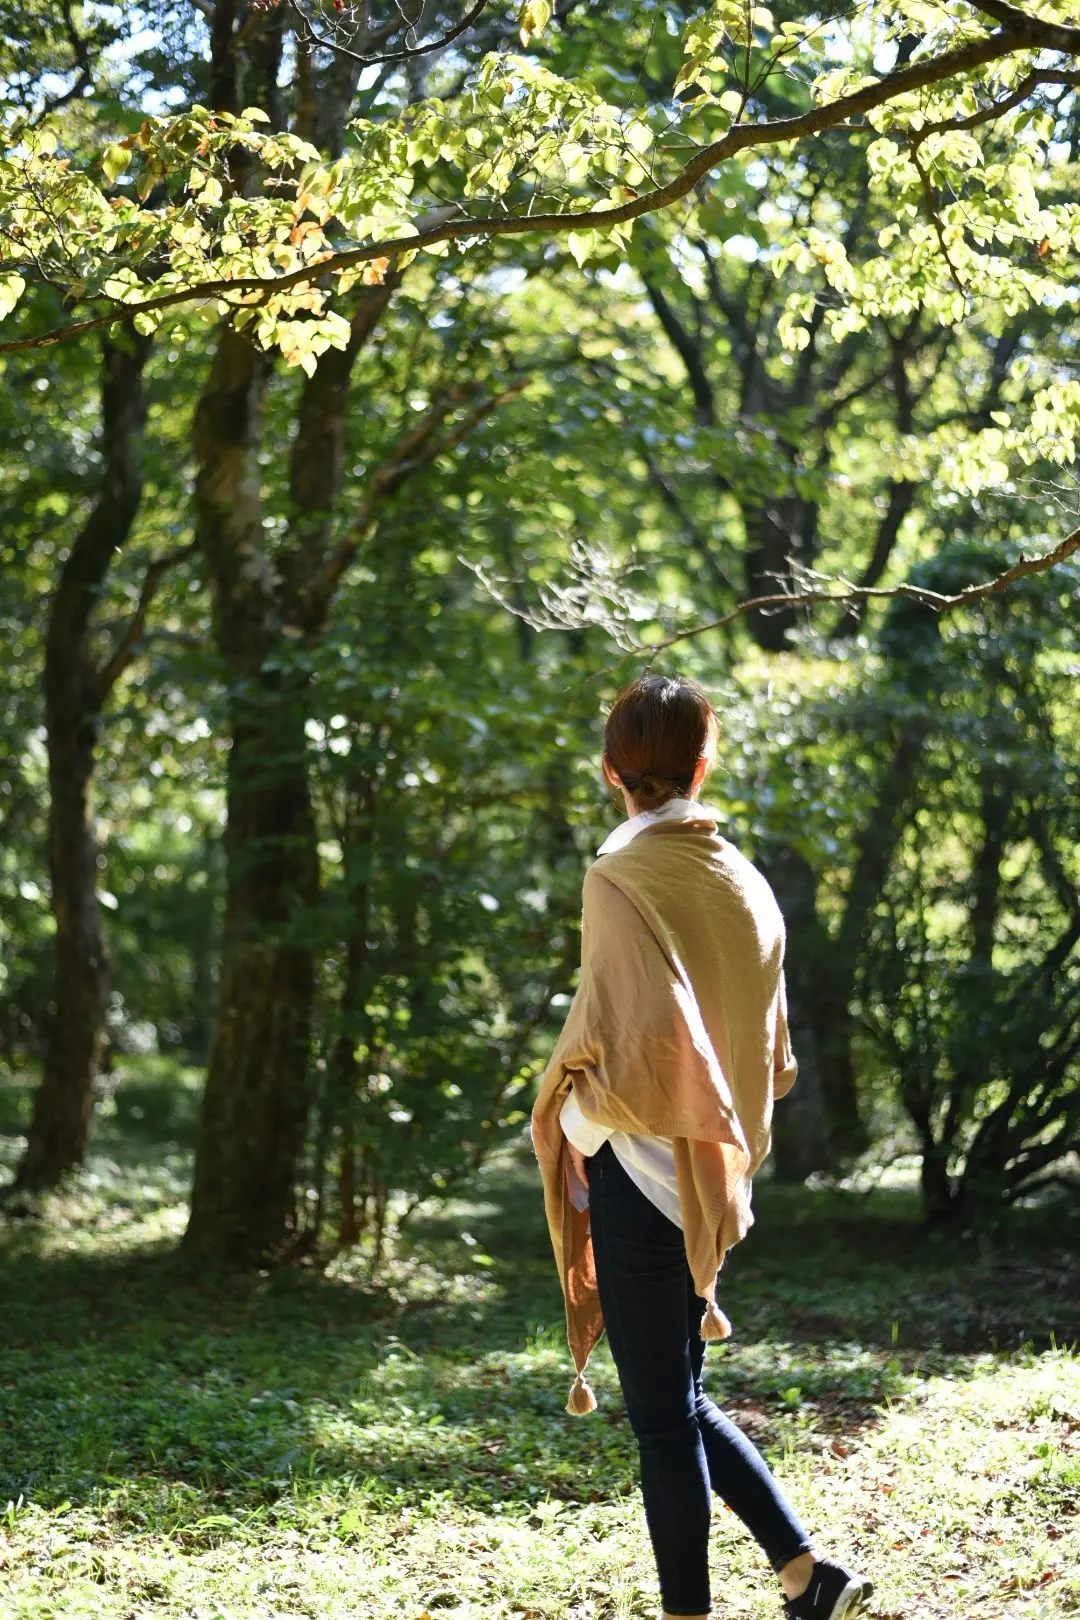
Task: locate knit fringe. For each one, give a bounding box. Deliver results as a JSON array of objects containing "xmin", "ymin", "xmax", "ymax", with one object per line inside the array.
[
  {"xmin": 700, "ymin": 1299, "xmax": 732, "ymax": 1341},
  {"xmin": 565, "ymin": 1371, "xmax": 598, "ymax": 1415}
]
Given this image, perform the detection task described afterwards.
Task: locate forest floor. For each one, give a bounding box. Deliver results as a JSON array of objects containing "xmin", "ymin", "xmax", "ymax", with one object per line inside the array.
[{"xmin": 1, "ymin": 1063, "xmax": 1079, "ymax": 1620}]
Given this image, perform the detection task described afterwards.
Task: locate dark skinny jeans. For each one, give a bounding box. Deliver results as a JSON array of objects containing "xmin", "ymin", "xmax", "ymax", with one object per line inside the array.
[{"xmin": 587, "ymin": 1139, "xmax": 812, "ymax": 1615}]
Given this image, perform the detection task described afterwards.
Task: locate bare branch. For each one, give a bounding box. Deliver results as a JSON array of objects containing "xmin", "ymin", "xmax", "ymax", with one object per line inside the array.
[
  {"xmin": 468, "ymin": 528, "xmax": 1080, "ymax": 662},
  {"xmin": 638, "ymin": 525, "xmax": 1080, "ymax": 659},
  {"xmin": 460, "ymin": 539, "xmax": 660, "ymax": 653},
  {"xmin": 287, "ymin": 0, "xmax": 490, "ymax": 64},
  {"xmin": 0, "ymin": 23, "xmax": 1048, "ymax": 355},
  {"xmin": 95, "ymin": 542, "xmax": 198, "ymax": 697}
]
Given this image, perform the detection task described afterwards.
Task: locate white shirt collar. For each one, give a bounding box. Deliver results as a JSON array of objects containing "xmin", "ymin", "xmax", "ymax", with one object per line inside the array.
[{"xmin": 597, "ymin": 795, "xmax": 716, "ymax": 856}]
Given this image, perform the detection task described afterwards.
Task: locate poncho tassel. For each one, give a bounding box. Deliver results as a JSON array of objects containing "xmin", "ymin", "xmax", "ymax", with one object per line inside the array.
[
  {"xmin": 700, "ymin": 1299, "xmax": 732, "ymax": 1341},
  {"xmin": 565, "ymin": 1371, "xmax": 598, "ymax": 1415}
]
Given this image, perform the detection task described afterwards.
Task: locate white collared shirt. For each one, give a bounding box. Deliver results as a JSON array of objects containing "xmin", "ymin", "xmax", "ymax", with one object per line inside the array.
[
  {"xmin": 595, "ymin": 792, "xmax": 710, "ymax": 855},
  {"xmin": 560, "ymin": 796, "xmax": 720, "ymax": 1229}
]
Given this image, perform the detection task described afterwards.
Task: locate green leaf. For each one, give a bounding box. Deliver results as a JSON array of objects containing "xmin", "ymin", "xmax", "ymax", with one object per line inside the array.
[
  {"xmin": 566, "ymin": 229, "xmax": 597, "ymax": 267},
  {"xmin": 518, "ymin": 0, "xmax": 551, "ymax": 44},
  {"xmin": 337, "ymin": 1508, "xmax": 364, "ymax": 1538},
  {"xmin": 625, "ymin": 120, "xmax": 653, "ymax": 155},
  {"xmin": 0, "ymin": 272, "xmax": 26, "ymax": 321},
  {"xmin": 102, "ymin": 145, "xmax": 131, "ymax": 185}
]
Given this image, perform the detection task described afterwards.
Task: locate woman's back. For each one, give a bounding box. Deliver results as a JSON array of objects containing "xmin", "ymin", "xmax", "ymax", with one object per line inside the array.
[{"xmin": 581, "ymin": 807, "xmax": 795, "ymax": 1169}]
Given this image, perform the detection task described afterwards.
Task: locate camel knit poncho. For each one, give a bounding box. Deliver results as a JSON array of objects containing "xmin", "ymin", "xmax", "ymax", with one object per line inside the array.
[{"xmin": 530, "ymin": 810, "xmax": 797, "ymax": 1414}]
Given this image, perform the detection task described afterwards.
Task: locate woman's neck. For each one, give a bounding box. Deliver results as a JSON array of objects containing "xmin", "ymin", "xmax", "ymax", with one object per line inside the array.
[{"xmin": 623, "ymin": 790, "xmax": 697, "ymax": 820}]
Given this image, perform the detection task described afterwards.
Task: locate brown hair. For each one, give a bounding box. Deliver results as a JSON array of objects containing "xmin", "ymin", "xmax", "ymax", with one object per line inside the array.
[{"xmin": 603, "ymin": 675, "xmax": 718, "ymax": 810}]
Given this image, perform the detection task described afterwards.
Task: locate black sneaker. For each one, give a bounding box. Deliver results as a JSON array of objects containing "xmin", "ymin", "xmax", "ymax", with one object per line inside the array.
[{"xmin": 783, "ymin": 1557, "xmax": 873, "ymax": 1619}]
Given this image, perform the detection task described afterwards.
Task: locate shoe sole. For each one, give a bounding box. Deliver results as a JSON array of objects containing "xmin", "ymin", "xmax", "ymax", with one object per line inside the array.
[{"xmin": 831, "ymin": 1576, "xmax": 874, "ymax": 1619}]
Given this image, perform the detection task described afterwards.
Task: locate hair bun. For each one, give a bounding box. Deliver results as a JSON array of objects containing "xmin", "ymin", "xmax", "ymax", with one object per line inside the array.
[{"xmin": 603, "ymin": 674, "xmax": 717, "ymax": 811}]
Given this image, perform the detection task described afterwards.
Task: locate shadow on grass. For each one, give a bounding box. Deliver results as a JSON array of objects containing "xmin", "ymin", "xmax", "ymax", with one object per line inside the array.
[
  {"xmin": 2, "ymin": 1129, "xmax": 1079, "ymax": 1533},
  {"xmin": 403, "ymin": 1144, "xmax": 1080, "ymax": 1357}
]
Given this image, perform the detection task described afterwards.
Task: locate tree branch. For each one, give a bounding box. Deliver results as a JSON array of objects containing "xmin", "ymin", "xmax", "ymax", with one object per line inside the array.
[
  {"xmin": 287, "ymin": 0, "xmax": 490, "ymax": 64},
  {"xmin": 26, "ymin": 0, "xmax": 95, "ymax": 125},
  {"xmin": 641, "ymin": 273, "xmax": 716, "ymax": 427},
  {"xmin": 475, "ymin": 527, "xmax": 1080, "ymax": 659},
  {"xmin": 912, "ymin": 68, "xmax": 1080, "ymax": 144},
  {"xmin": 909, "ymin": 138, "xmax": 967, "ymax": 298},
  {"xmin": 639, "ymin": 446, "xmax": 738, "ymax": 597},
  {"xmin": 306, "ymin": 377, "xmax": 528, "ymax": 616},
  {"xmin": 636, "ymin": 525, "xmax": 1080, "ymax": 658},
  {"xmin": 1027, "ymin": 803, "xmax": 1080, "ymax": 925},
  {"xmin": 698, "ymin": 237, "xmax": 753, "ymax": 368},
  {"xmin": 95, "ymin": 542, "xmax": 198, "ymax": 698},
  {"xmin": 1, "ymin": 24, "xmax": 1047, "ymax": 355},
  {"xmin": 831, "ymin": 479, "xmax": 917, "ymax": 637},
  {"xmin": 963, "ymin": 0, "xmax": 1080, "ymax": 52}
]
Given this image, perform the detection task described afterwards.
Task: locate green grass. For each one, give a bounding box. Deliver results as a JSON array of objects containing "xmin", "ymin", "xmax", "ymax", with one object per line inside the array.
[{"xmin": 1, "ymin": 1064, "xmax": 1079, "ymax": 1618}]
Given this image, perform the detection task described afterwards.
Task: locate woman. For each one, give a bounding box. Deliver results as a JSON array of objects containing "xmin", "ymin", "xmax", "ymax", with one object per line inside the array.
[{"xmin": 531, "ymin": 675, "xmax": 873, "ymax": 1620}]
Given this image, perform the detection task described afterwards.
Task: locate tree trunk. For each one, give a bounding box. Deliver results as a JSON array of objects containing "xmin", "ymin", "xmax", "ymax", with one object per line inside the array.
[
  {"xmin": 330, "ymin": 766, "xmax": 376, "ymax": 1250},
  {"xmin": 761, "ymin": 844, "xmax": 845, "ymax": 1178},
  {"xmin": 184, "ymin": 290, "xmax": 388, "ymax": 1259},
  {"xmin": 742, "ymin": 490, "xmax": 820, "ymax": 652},
  {"xmin": 760, "ymin": 719, "xmax": 931, "ymax": 1178},
  {"xmin": 920, "ymin": 1139, "xmax": 958, "ymax": 1221},
  {"xmin": 338, "ymin": 1120, "xmax": 360, "ymax": 1246},
  {"xmin": 184, "ymin": 318, "xmax": 324, "ymax": 1261},
  {"xmin": 17, "ymin": 720, "xmax": 107, "ymax": 1190},
  {"xmin": 181, "ymin": 114, "xmax": 497, "ymax": 1259},
  {"xmin": 185, "ymin": 694, "xmax": 318, "ymax": 1259},
  {"xmin": 13, "ymin": 332, "xmax": 151, "ymax": 1193},
  {"xmin": 182, "ymin": 3, "xmax": 321, "ymax": 1259}
]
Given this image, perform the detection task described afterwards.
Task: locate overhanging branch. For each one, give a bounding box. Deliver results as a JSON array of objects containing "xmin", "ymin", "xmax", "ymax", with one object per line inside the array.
[
  {"xmin": 912, "ymin": 68, "xmax": 1080, "ymax": 144},
  {"xmin": 0, "ymin": 23, "xmax": 1049, "ymax": 355},
  {"xmin": 467, "ymin": 527, "xmax": 1080, "ymax": 660},
  {"xmin": 963, "ymin": 0, "xmax": 1080, "ymax": 52},
  {"xmin": 639, "ymin": 525, "xmax": 1080, "ymax": 658}
]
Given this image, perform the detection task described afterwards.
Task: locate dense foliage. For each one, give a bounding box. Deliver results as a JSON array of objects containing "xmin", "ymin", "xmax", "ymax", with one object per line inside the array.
[{"xmin": 1, "ymin": 0, "xmax": 1078, "ymax": 1256}]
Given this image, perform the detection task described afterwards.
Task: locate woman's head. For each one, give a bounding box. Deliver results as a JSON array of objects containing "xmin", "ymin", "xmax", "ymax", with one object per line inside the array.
[{"xmin": 602, "ymin": 674, "xmax": 718, "ymax": 812}]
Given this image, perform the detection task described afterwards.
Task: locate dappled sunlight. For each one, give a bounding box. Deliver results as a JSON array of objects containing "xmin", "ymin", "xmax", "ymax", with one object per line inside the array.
[
  {"xmin": 3, "ymin": 1135, "xmax": 1079, "ymax": 1617},
  {"xmin": 3, "ymin": 1337, "xmax": 1077, "ymax": 1619}
]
